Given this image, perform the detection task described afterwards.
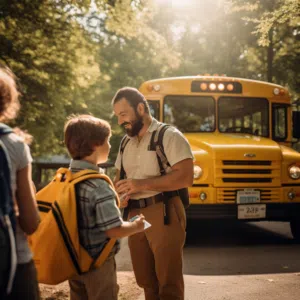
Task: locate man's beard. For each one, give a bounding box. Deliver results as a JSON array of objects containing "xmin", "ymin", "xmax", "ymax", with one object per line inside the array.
[{"xmin": 121, "ymin": 114, "xmax": 144, "ymax": 137}]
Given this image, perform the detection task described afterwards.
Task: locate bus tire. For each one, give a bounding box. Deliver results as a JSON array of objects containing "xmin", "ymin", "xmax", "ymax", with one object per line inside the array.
[{"xmin": 290, "ymin": 219, "xmax": 300, "ymax": 241}]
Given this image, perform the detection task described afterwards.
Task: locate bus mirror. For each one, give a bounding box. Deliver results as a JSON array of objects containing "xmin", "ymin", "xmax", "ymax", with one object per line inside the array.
[{"xmin": 292, "ymin": 111, "xmax": 300, "ymax": 139}]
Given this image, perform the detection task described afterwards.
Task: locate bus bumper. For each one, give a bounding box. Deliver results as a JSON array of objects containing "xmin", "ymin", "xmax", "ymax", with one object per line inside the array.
[{"xmin": 186, "ymin": 203, "xmax": 300, "ymax": 221}]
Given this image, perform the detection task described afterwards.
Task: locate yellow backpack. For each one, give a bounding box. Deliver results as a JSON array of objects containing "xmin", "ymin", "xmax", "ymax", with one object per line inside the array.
[{"xmin": 28, "ymin": 168, "xmax": 119, "ymax": 285}]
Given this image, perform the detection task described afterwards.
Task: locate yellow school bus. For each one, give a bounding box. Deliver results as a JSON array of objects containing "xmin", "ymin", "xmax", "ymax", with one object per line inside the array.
[{"xmin": 139, "ymin": 75, "xmax": 300, "ymax": 240}]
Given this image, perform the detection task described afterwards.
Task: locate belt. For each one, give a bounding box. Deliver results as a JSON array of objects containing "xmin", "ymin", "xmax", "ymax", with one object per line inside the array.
[{"xmin": 128, "ymin": 191, "xmax": 179, "ymax": 209}]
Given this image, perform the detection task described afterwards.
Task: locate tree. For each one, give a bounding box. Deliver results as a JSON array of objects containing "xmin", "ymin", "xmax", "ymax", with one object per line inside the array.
[
  {"xmin": 227, "ymin": 0, "xmax": 300, "ymax": 99},
  {"xmin": 0, "ymin": 0, "xmax": 151, "ymax": 156}
]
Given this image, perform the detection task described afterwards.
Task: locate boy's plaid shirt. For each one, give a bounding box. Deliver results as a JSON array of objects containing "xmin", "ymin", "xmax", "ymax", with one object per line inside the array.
[{"xmin": 70, "ymin": 160, "xmax": 123, "ymax": 259}]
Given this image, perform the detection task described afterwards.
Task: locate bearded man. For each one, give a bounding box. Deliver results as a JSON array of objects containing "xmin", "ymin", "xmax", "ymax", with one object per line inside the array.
[{"xmin": 112, "ymin": 87, "xmax": 193, "ymax": 300}]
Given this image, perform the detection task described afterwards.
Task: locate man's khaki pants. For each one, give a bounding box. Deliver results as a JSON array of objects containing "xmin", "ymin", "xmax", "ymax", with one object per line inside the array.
[
  {"xmin": 128, "ymin": 196, "xmax": 186, "ymax": 300},
  {"xmin": 68, "ymin": 254, "xmax": 118, "ymax": 300}
]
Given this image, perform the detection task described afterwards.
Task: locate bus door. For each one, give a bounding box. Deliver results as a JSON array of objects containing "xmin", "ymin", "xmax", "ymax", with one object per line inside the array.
[{"xmin": 272, "ymin": 103, "xmax": 288, "ymax": 145}]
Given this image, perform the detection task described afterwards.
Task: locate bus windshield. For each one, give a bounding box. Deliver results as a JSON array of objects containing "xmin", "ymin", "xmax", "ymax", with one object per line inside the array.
[
  {"xmin": 218, "ymin": 97, "xmax": 269, "ymax": 137},
  {"xmin": 164, "ymin": 96, "xmax": 215, "ymax": 133}
]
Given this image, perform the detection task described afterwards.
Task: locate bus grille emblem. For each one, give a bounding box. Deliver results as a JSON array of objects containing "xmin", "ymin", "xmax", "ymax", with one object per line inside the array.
[{"xmin": 244, "ymin": 153, "xmax": 256, "ymax": 158}]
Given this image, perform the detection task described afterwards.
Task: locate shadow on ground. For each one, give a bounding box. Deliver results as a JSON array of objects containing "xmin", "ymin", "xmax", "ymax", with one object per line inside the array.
[
  {"xmin": 185, "ymin": 220, "xmax": 298, "ymax": 246},
  {"xmin": 184, "ymin": 220, "xmax": 300, "ymax": 276}
]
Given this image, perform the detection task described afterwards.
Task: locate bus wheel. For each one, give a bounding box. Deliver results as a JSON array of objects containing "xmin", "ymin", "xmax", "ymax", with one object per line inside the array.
[{"xmin": 290, "ymin": 219, "xmax": 300, "ymax": 241}]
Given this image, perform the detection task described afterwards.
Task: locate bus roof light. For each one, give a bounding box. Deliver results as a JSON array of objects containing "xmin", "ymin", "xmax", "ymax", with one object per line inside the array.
[
  {"xmin": 218, "ymin": 83, "xmax": 225, "ymax": 91},
  {"xmin": 200, "ymin": 83, "xmax": 208, "ymax": 91},
  {"xmin": 209, "ymin": 83, "xmax": 216, "ymax": 91},
  {"xmin": 227, "ymin": 83, "xmax": 234, "ymax": 91},
  {"xmin": 273, "ymin": 88, "xmax": 280, "ymax": 95},
  {"xmin": 153, "ymin": 84, "xmax": 161, "ymax": 92},
  {"xmin": 147, "ymin": 84, "xmax": 153, "ymax": 92},
  {"xmin": 191, "ymin": 80, "xmax": 242, "ymax": 93},
  {"xmin": 279, "ymin": 89, "xmax": 285, "ymax": 96}
]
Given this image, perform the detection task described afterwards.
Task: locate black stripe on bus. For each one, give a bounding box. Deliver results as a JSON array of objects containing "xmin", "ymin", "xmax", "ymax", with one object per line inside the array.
[{"xmin": 52, "ymin": 203, "xmax": 82, "ymax": 275}]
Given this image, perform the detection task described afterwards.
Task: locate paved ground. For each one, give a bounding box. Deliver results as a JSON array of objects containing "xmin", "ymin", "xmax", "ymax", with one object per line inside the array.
[{"xmin": 116, "ymin": 221, "xmax": 300, "ymax": 300}]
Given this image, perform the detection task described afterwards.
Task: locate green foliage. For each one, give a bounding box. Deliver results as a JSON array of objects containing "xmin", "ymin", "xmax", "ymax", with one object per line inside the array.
[
  {"xmin": 0, "ymin": 0, "xmax": 299, "ymax": 161},
  {"xmin": 229, "ymin": 0, "xmax": 300, "ymax": 46},
  {"xmin": 0, "ymin": 0, "xmax": 149, "ymax": 157},
  {"xmin": 227, "ymin": 0, "xmax": 300, "ymax": 98}
]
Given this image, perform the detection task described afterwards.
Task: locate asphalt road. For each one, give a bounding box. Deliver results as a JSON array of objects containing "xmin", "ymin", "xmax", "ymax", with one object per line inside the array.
[{"xmin": 117, "ymin": 221, "xmax": 300, "ymax": 300}]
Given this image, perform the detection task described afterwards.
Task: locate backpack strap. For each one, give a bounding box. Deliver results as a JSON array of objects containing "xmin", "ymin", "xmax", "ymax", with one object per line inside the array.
[
  {"xmin": 54, "ymin": 168, "xmax": 99, "ymax": 182},
  {"xmin": 150, "ymin": 123, "xmax": 175, "ymax": 225},
  {"xmin": 150, "ymin": 123, "xmax": 171, "ymax": 176},
  {"xmin": 0, "ymin": 127, "xmax": 14, "ymax": 223},
  {"xmin": 0, "ymin": 124, "xmax": 17, "ymax": 294},
  {"xmin": 119, "ymin": 135, "xmax": 130, "ymax": 180},
  {"xmin": 117, "ymin": 135, "xmax": 131, "ymax": 220},
  {"xmin": 93, "ymin": 238, "xmax": 116, "ymax": 268},
  {"xmin": 0, "ymin": 123, "xmax": 13, "ymax": 135},
  {"xmin": 55, "ymin": 168, "xmax": 120, "ymax": 208}
]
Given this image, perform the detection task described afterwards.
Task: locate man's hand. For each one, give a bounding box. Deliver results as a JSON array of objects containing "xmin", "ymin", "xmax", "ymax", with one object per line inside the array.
[
  {"xmin": 119, "ymin": 193, "xmax": 130, "ymax": 208},
  {"xmin": 115, "ymin": 179, "xmax": 143, "ymax": 196}
]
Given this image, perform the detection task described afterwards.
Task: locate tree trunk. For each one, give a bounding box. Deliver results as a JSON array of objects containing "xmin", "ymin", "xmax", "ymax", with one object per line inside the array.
[{"xmin": 267, "ymin": 28, "xmax": 274, "ymax": 82}]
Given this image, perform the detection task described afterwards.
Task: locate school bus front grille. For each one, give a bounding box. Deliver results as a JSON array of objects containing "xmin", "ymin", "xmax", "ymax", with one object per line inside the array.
[
  {"xmin": 223, "ymin": 160, "xmax": 272, "ymax": 166},
  {"xmin": 217, "ymin": 188, "xmax": 282, "ymax": 203},
  {"xmin": 215, "ymin": 160, "xmax": 281, "ymax": 187},
  {"xmin": 223, "ymin": 169, "xmax": 271, "ymax": 174},
  {"xmin": 222, "ymin": 178, "xmax": 272, "ymax": 183}
]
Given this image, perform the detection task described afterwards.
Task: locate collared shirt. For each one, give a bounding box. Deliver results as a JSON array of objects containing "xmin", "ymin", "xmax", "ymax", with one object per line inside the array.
[
  {"xmin": 115, "ymin": 118, "xmax": 194, "ymax": 199},
  {"xmin": 70, "ymin": 160, "xmax": 123, "ymax": 259}
]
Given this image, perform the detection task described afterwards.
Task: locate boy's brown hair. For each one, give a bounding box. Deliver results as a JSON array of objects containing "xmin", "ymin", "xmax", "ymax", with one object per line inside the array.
[
  {"xmin": 64, "ymin": 114, "xmax": 111, "ymax": 160},
  {"xmin": 0, "ymin": 67, "xmax": 20, "ymax": 121}
]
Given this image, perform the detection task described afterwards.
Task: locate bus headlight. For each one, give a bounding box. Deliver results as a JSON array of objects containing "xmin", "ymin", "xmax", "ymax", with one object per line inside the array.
[
  {"xmin": 153, "ymin": 84, "xmax": 161, "ymax": 92},
  {"xmin": 289, "ymin": 165, "xmax": 300, "ymax": 180},
  {"xmin": 193, "ymin": 165, "xmax": 203, "ymax": 179}
]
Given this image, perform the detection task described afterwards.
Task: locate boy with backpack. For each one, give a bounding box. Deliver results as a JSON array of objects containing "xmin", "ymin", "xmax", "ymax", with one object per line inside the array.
[
  {"xmin": 63, "ymin": 114, "xmax": 145, "ymax": 300},
  {"xmin": 112, "ymin": 87, "xmax": 194, "ymax": 300}
]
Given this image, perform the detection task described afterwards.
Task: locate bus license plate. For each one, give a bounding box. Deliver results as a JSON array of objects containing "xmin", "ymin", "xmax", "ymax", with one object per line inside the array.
[
  {"xmin": 238, "ymin": 204, "xmax": 266, "ymax": 219},
  {"xmin": 236, "ymin": 189, "xmax": 260, "ymax": 204}
]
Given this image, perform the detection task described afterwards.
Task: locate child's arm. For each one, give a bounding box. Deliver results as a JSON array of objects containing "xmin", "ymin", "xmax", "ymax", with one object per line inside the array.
[
  {"xmin": 16, "ymin": 164, "xmax": 40, "ymax": 235},
  {"xmin": 105, "ymin": 215, "xmax": 145, "ymax": 238}
]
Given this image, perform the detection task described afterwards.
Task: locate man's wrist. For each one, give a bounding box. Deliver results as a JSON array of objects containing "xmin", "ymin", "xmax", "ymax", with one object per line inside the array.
[{"xmin": 138, "ymin": 179, "xmax": 149, "ymax": 191}]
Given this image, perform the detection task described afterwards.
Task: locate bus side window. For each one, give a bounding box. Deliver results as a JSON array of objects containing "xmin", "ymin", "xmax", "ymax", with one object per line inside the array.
[
  {"xmin": 219, "ymin": 118, "xmax": 233, "ymax": 132},
  {"xmin": 272, "ymin": 104, "xmax": 287, "ymax": 140},
  {"xmin": 148, "ymin": 100, "xmax": 160, "ymax": 119},
  {"xmin": 164, "ymin": 103, "xmax": 175, "ymax": 124},
  {"xmin": 252, "ymin": 112, "xmax": 262, "ymax": 136}
]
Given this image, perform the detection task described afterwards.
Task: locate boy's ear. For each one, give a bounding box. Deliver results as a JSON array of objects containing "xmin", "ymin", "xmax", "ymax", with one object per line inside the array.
[{"xmin": 92, "ymin": 144, "xmax": 99, "ymax": 151}]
